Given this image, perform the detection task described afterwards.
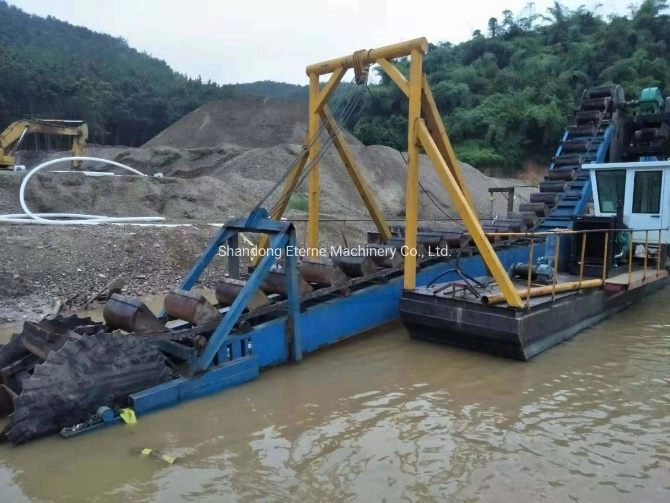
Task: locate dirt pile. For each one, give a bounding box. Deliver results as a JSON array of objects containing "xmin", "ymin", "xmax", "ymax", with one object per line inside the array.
[
  {"xmin": 142, "ymin": 99, "xmax": 362, "ymax": 150},
  {"xmin": 4, "ymin": 143, "xmax": 531, "ymax": 225},
  {"xmin": 1, "ymin": 98, "xmax": 536, "ymax": 321}
]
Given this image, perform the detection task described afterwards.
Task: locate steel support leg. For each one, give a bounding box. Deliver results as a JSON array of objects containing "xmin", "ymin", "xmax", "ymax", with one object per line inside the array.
[
  {"xmin": 285, "ymin": 229, "xmax": 302, "ymax": 361},
  {"xmin": 192, "ymin": 233, "xmax": 289, "ymax": 374}
]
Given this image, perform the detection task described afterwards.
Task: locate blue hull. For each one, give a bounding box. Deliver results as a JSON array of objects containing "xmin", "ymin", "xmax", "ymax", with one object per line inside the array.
[{"xmin": 129, "ymin": 244, "xmax": 541, "ymax": 417}]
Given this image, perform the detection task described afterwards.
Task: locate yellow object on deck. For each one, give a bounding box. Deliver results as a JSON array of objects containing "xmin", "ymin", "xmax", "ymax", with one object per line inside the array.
[
  {"xmin": 481, "ymin": 279, "xmax": 604, "ymax": 305},
  {"xmin": 120, "ymin": 408, "xmax": 137, "ymax": 424}
]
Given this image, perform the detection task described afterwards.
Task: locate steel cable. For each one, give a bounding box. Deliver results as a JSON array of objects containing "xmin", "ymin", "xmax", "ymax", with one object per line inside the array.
[
  {"xmin": 266, "ymin": 81, "xmax": 368, "ymax": 216},
  {"xmin": 255, "ymin": 77, "xmax": 359, "ymax": 210}
]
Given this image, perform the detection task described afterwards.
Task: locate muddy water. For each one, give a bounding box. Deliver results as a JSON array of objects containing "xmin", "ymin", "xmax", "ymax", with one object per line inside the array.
[{"xmin": 1, "ymin": 288, "xmax": 670, "ymax": 502}]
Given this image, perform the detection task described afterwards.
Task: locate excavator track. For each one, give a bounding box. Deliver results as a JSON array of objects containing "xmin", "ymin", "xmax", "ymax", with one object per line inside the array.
[{"xmin": 1, "ymin": 329, "xmax": 171, "ymax": 445}]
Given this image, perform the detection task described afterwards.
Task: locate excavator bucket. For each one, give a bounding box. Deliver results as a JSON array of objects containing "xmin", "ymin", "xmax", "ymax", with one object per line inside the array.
[
  {"xmin": 299, "ymin": 257, "xmax": 349, "ymax": 288},
  {"xmin": 216, "ymin": 279, "xmax": 272, "ymax": 310}
]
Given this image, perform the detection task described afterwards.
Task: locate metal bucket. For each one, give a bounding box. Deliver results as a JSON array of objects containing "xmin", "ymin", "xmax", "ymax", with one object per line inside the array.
[
  {"xmin": 103, "ymin": 294, "xmax": 168, "ymax": 334},
  {"xmin": 215, "ymin": 279, "xmax": 272, "ymax": 311},
  {"xmin": 332, "ymin": 255, "xmax": 378, "ymax": 277},
  {"xmin": 299, "ymin": 257, "xmax": 349, "ymax": 287},
  {"xmin": 259, "ymin": 270, "xmax": 313, "ymax": 296},
  {"xmin": 164, "ymin": 288, "xmax": 222, "ymax": 325}
]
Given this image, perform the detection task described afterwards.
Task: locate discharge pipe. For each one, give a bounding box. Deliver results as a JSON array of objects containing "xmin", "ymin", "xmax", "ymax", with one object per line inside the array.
[
  {"xmin": 481, "ymin": 279, "xmax": 604, "ymax": 306},
  {"xmin": 0, "ymin": 157, "xmax": 165, "ymax": 225}
]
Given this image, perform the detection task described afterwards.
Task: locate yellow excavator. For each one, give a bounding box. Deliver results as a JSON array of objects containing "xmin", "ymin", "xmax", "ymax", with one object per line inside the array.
[{"xmin": 0, "ymin": 119, "xmax": 88, "ymax": 170}]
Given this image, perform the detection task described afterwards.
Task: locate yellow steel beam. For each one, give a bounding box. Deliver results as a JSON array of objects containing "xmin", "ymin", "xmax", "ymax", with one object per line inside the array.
[
  {"xmin": 420, "ymin": 76, "xmax": 474, "ymax": 209},
  {"xmin": 416, "ymin": 120, "xmax": 523, "ymax": 307},
  {"xmin": 306, "ymin": 38, "xmax": 428, "ymax": 76},
  {"xmin": 403, "ymin": 48, "xmax": 424, "ymax": 290},
  {"xmin": 375, "ymin": 58, "xmax": 410, "ymax": 97},
  {"xmin": 307, "ymin": 73, "xmax": 320, "ymax": 253},
  {"xmin": 319, "ymin": 106, "xmax": 391, "ymax": 242},
  {"xmin": 366, "ymin": 63, "xmax": 475, "ymax": 211},
  {"xmin": 251, "ymin": 148, "xmax": 309, "ymax": 266},
  {"xmin": 314, "ymin": 67, "xmax": 346, "ymax": 113}
]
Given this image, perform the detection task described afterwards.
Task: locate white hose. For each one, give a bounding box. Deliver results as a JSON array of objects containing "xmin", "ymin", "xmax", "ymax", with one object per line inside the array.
[{"xmin": 0, "ymin": 157, "xmax": 165, "ymax": 225}]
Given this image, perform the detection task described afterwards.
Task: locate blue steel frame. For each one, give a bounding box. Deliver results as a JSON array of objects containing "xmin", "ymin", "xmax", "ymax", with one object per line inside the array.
[{"xmin": 158, "ymin": 209, "xmax": 303, "ymax": 375}]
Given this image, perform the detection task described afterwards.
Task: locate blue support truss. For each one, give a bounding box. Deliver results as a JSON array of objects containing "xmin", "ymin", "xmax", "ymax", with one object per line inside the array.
[{"xmin": 157, "ymin": 208, "xmax": 302, "ymax": 375}]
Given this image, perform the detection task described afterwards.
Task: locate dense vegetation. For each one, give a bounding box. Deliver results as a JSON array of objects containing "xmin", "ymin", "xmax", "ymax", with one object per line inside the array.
[
  {"xmin": 350, "ymin": 0, "xmax": 670, "ymax": 172},
  {"xmin": 0, "ymin": 1, "xmax": 306, "ymax": 146},
  {"xmin": 1, "ymin": 0, "xmax": 670, "ymax": 172}
]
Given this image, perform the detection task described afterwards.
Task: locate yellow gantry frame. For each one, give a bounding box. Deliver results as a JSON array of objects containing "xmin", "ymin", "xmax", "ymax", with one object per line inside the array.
[{"xmin": 255, "ymin": 37, "xmax": 524, "ymax": 307}]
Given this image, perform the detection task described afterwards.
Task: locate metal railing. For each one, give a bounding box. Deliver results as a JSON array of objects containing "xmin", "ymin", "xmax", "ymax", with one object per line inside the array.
[{"xmin": 480, "ymin": 226, "xmax": 667, "ymax": 309}]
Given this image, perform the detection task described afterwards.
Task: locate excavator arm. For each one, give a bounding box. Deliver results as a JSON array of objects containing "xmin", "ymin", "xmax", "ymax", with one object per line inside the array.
[{"xmin": 0, "ymin": 120, "xmax": 88, "ymax": 170}]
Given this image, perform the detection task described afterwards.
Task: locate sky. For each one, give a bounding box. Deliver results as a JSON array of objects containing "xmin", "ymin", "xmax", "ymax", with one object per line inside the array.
[{"xmin": 13, "ymin": 0, "xmax": 632, "ymax": 85}]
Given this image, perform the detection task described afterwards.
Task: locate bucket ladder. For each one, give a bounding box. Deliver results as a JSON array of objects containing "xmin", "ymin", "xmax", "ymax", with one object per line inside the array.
[{"xmin": 156, "ymin": 209, "xmax": 303, "ymax": 376}]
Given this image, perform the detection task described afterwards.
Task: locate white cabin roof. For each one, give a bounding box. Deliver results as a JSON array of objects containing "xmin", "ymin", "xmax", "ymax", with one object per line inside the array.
[{"xmin": 583, "ymin": 160, "xmax": 670, "ymax": 170}]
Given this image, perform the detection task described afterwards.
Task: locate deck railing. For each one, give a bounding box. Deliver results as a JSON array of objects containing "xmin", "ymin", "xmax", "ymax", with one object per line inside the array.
[{"xmin": 481, "ymin": 227, "xmax": 667, "ymax": 309}]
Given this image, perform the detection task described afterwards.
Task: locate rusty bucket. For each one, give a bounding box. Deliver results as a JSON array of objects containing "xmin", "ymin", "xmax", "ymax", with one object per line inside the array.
[
  {"xmin": 215, "ymin": 279, "xmax": 272, "ymax": 311},
  {"xmin": 164, "ymin": 288, "xmax": 222, "ymax": 325},
  {"xmin": 103, "ymin": 294, "xmax": 167, "ymax": 334}
]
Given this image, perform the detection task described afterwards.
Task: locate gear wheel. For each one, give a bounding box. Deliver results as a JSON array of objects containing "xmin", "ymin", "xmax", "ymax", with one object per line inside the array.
[{"xmin": 2, "ymin": 330, "xmax": 171, "ymax": 445}]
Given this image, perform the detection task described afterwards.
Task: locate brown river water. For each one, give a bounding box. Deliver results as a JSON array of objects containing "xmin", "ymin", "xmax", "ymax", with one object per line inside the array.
[{"xmin": 0, "ymin": 287, "xmax": 669, "ymax": 502}]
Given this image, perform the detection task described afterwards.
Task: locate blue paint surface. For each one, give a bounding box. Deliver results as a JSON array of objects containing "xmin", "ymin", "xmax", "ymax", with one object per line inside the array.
[{"xmin": 237, "ymin": 244, "xmax": 544, "ymax": 369}]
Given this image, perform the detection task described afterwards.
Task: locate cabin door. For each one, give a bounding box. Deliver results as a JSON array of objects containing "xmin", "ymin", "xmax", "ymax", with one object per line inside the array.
[{"xmin": 626, "ymin": 168, "xmax": 667, "ymax": 244}]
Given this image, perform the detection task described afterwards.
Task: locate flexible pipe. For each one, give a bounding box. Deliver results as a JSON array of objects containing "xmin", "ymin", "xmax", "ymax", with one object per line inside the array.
[{"xmin": 0, "ymin": 157, "xmax": 165, "ymax": 225}]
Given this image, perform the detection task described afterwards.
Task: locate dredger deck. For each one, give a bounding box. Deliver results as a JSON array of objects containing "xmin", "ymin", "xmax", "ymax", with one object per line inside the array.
[{"xmin": 401, "ymin": 269, "xmax": 669, "ymax": 361}]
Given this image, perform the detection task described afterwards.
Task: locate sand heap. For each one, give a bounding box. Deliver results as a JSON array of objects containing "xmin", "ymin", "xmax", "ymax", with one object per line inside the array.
[
  {"xmin": 8, "ymin": 99, "xmax": 532, "ymax": 225},
  {"xmin": 142, "ymin": 98, "xmax": 362, "ymax": 150},
  {"xmin": 0, "ymin": 99, "xmax": 536, "ymax": 313}
]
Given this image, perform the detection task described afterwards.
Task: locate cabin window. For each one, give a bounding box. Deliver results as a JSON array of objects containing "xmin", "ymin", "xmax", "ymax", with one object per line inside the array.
[
  {"xmin": 595, "ymin": 170, "xmax": 626, "ymax": 213},
  {"xmin": 632, "ymin": 171, "xmax": 662, "ymax": 214}
]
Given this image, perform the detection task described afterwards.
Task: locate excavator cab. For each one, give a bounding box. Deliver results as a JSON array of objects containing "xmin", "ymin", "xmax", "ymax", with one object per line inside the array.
[{"xmin": 0, "ymin": 119, "xmax": 88, "ymax": 170}]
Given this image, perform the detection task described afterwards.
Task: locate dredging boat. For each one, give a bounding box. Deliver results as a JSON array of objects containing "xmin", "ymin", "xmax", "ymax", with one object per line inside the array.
[
  {"xmin": 0, "ymin": 38, "xmax": 668, "ymax": 446},
  {"xmin": 400, "ymin": 86, "xmax": 670, "ymax": 360}
]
